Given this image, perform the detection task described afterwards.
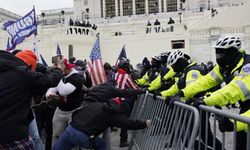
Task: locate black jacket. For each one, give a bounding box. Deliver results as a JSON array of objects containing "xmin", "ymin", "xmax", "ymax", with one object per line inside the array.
[
  {"xmin": 70, "ymin": 102, "xmax": 147, "ymax": 137},
  {"xmin": 0, "ymin": 51, "xmax": 62, "ymax": 143},
  {"xmin": 84, "ymin": 80, "xmax": 145, "ymax": 103},
  {"xmin": 71, "ymin": 80, "xmax": 146, "ymax": 136}
]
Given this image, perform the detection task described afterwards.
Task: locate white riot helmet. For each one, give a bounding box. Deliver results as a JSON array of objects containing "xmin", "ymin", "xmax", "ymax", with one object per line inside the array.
[
  {"xmin": 167, "ymin": 50, "xmax": 184, "ymax": 66},
  {"xmin": 151, "ymin": 55, "xmax": 162, "ymax": 61},
  {"xmin": 213, "ymin": 35, "xmax": 241, "ymax": 50}
]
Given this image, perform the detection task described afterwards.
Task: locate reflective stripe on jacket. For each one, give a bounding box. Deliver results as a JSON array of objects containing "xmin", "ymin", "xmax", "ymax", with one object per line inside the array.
[
  {"xmin": 182, "ymin": 65, "xmax": 223, "ymax": 99},
  {"xmin": 204, "ymin": 58, "xmax": 250, "ymax": 106}
]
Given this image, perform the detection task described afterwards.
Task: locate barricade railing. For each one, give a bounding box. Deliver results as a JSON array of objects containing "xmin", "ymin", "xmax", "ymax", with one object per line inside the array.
[
  {"xmin": 129, "ymin": 93, "xmax": 200, "ymax": 150},
  {"xmin": 197, "ymin": 105, "xmax": 250, "ymax": 150}
]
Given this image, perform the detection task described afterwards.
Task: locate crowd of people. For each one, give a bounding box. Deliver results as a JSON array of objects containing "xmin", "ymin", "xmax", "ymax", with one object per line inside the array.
[
  {"xmin": 146, "ymin": 18, "xmax": 175, "ymax": 34},
  {"xmin": 67, "ymin": 18, "xmax": 97, "ymax": 35},
  {"xmin": 1, "ymin": 35, "xmax": 250, "ymax": 150}
]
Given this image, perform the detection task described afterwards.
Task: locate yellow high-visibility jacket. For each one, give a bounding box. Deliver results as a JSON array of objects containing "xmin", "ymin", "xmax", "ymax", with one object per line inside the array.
[
  {"xmin": 161, "ymin": 62, "xmax": 204, "ymax": 98},
  {"xmin": 234, "ymin": 109, "xmax": 250, "ymax": 132},
  {"xmin": 183, "ymin": 56, "xmax": 250, "ymax": 106},
  {"xmin": 136, "ymin": 71, "xmax": 150, "ymax": 86},
  {"xmin": 148, "ymin": 67, "xmax": 175, "ymax": 91}
]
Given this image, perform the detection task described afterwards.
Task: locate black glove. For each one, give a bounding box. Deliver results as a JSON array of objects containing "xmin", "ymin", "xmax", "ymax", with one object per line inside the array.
[
  {"xmin": 165, "ymin": 91, "xmax": 184, "ymax": 105},
  {"xmin": 191, "ymin": 97, "xmax": 205, "ymax": 108},
  {"xmin": 153, "ymin": 91, "xmax": 161, "ymax": 100},
  {"xmin": 186, "ymin": 98, "xmax": 195, "ymax": 105},
  {"xmin": 218, "ymin": 117, "xmax": 234, "ymax": 132},
  {"xmin": 166, "ymin": 94, "xmax": 181, "ymax": 105}
]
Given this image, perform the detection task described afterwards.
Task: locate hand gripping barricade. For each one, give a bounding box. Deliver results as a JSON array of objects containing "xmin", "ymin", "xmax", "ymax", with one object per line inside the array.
[
  {"xmin": 129, "ymin": 92, "xmax": 200, "ymax": 150},
  {"xmin": 196, "ymin": 105, "xmax": 250, "ymax": 150}
]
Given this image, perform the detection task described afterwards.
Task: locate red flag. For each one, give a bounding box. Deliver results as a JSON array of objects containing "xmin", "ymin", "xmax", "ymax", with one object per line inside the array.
[{"xmin": 87, "ymin": 36, "xmax": 107, "ymax": 86}]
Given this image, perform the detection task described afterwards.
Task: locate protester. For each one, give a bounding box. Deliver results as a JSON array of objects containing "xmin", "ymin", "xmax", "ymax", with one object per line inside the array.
[
  {"xmin": 75, "ymin": 59, "xmax": 92, "ymax": 88},
  {"xmin": 114, "ymin": 59, "xmax": 141, "ymax": 147},
  {"xmin": 0, "ymin": 50, "xmax": 62, "ymax": 149},
  {"xmin": 47, "ymin": 58, "xmax": 84, "ymax": 145},
  {"xmin": 53, "ymin": 80, "xmax": 150, "ymax": 150},
  {"xmin": 33, "ymin": 63, "xmax": 57, "ymax": 150},
  {"xmin": 104, "ymin": 62, "xmax": 115, "ymax": 81}
]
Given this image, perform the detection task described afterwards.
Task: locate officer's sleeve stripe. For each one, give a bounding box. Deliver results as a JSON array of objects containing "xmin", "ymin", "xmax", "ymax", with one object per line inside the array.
[
  {"xmin": 210, "ymin": 70, "xmax": 222, "ymax": 83},
  {"xmin": 186, "ymin": 79, "xmax": 196, "ymax": 85},
  {"xmin": 235, "ymin": 80, "xmax": 250, "ymax": 99}
]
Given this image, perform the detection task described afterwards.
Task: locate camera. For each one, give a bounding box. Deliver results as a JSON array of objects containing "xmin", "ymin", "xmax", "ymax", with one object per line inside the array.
[{"xmin": 52, "ymin": 55, "xmax": 62, "ymax": 64}]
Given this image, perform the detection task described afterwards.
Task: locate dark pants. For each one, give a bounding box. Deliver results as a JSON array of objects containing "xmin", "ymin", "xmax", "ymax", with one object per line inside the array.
[
  {"xmin": 53, "ymin": 125, "xmax": 105, "ymax": 150},
  {"xmin": 120, "ymin": 99, "xmax": 135, "ymax": 143},
  {"xmin": 34, "ymin": 103, "xmax": 56, "ymax": 150},
  {"xmin": 198, "ymin": 111, "xmax": 223, "ymax": 150}
]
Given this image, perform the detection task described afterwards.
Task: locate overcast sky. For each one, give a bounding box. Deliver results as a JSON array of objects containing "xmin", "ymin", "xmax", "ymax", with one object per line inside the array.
[{"xmin": 1, "ymin": 0, "xmax": 73, "ymax": 16}]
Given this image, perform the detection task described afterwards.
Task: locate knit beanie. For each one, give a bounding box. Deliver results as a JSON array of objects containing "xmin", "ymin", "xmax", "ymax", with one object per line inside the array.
[{"xmin": 15, "ymin": 50, "xmax": 37, "ymax": 71}]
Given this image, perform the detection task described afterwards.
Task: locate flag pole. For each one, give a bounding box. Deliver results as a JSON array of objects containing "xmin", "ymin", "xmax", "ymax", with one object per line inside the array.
[{"xmin": 32, "ymin": 5, "xmax": 39, "ymax": 61}]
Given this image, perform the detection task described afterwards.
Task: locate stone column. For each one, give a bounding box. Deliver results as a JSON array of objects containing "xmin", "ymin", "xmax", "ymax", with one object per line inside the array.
[
  {"xmin": 102, "ymin": 0, "xmax": 106, "ymax": 18},
  {"xmin": 132, "ymin": 0, "xmax": 136, "ymax": 15},
  {"xmin": 115, "ymin": 0, "xmax": 119, "ymax": 16},
  {"xmin": 163, "ymin": 0, "xmax": 167, "ymax": 12},
  {"xmin": 158, "ymin": 0, "xmax": 162, "ymax": 13},
  {"xmin": 120, "ymin": 0, "xmax": 123, "ymax": 16},
  {"xmin": 145, "ymin": 0, "xmax": 149, "ymax": 15}
]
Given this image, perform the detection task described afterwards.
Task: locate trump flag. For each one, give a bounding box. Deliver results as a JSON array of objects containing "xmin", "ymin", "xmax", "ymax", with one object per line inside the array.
[{"xmin": 3, "ymin": 8, "xmax": 37, "ymax": 51}]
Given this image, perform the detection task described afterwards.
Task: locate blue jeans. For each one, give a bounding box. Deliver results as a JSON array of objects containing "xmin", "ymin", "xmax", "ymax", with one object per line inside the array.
[
  {"xmin": 53, "ymin": 125, "xmax": 106, "ymax": 150},
  {"xmin": 29, "ymin": 118, "xmax": 44, "ymax": 150}
]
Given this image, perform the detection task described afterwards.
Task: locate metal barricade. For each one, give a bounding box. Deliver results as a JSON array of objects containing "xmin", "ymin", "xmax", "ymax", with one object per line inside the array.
[
  {"xmin": 197, "ymin": 105, "xmax": 250, "ymax": 150},
  {"xmin": 130, "ymin": 92, "xmax": 149, "ymax": 120},
  {"xmin": 129, "ymin": 93, "xmax": 200, "ymax": 150}
]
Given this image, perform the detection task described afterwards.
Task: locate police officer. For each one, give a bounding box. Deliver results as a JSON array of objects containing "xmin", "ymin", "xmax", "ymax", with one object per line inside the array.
[
  {"xmin": 136, "ymin": 55, "xmax": 162, "ymax": 87},
  {"xmin": 148, "ymin": 51, "xmax": 176, "ymax": 92},
  {"xmin": 179, "ymin": 35, "xmax": 249, "ymax": 149},
  {"xmin": 157, "ymin": 49, "xmax": 224, "ymax": 150},
  {"xmin": 159, "ymin": 49, "xmax": 207, "ymax": 102}
]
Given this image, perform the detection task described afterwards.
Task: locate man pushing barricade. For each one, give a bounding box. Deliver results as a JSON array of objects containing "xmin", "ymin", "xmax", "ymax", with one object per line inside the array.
[{"xmin": 53, "ymin": 79, "xmax": 151, "ymax": 150}]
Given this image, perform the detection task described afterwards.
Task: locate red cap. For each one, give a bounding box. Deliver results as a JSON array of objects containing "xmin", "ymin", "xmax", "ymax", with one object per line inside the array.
[{"xmin": 63, "ymin": 58, "xmax": 75, "ymax": 70}]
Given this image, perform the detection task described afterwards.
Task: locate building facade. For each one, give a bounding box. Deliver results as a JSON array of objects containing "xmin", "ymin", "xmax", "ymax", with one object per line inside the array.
[{"xmin": 0, "ymin": 0, "xmax": 249, "ymax": 66}]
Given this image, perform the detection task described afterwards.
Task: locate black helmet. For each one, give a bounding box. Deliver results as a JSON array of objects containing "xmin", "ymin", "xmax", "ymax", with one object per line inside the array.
[
  {"xmin": 75, "ymin": 60, "xmax": 86, "ymax": 70},
  {"xmin": 69, "ymin": 56, "xmax": 76, "ymax": 64},
  {"xmin": 118, "ymin": 59, "xmax": 130, "ymax": 70}
]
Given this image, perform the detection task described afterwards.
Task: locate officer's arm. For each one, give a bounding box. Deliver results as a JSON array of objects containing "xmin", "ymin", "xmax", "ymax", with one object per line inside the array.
[
  {"xmin": 136, "ymin": 71, "xmax": 149, "ymax": 86},
  {"xmin": 161, "ymin": 82, "xmax": 179, "ymax": 98},
  {"xmin": 204, "ymin": 69, "xmax": 250, "ymax": 106},
  {"xmin": 148, "ymin": 75, "xmax": 161, "ymax": 91},
  {"xmin": 235, "ymin": 109, "xmax": 250, "ymax": 132},
  {"xmin": 163, "ymin": 67, "xmax": 175, "ymax": 81},
  {"xmin": 182, "ymin": 66, "xmax": 223, "ymax": 99},
  {"xmin": 185, "ymin": 70, "xmax": 202, "ymax": 86}
]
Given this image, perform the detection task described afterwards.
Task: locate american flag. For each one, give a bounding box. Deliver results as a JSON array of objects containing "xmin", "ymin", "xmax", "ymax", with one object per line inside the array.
[
  {"xmin": 114, "ymin": 45, "xmax": 127, "ymax": 68},
  {"xmin": 56, "ymin": 44, "xmax": 62, "ymax": 55},
  {"xmin": 87, "ymin": 36, "xmax": 107, "ymax": 86}
]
